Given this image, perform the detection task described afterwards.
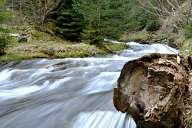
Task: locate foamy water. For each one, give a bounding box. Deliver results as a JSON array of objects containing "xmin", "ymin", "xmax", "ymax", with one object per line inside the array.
[{"xmin": 0, "ymin": 42, "xmax": 177, "ymax": 128}]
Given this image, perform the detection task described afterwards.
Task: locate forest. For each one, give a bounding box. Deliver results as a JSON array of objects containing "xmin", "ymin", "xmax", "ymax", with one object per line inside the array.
[{"xmin": 0, "ymin": 0, "xmax": 191, "ymax": 61}]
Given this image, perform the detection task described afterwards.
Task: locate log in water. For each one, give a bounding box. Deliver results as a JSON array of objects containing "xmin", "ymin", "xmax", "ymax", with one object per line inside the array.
[{"xmin": 113, "ymin": 53, "xmax": 190, "ymax": 127}]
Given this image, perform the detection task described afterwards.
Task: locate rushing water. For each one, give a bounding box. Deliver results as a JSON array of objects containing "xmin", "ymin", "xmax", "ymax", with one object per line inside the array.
[{"xmin": 0, "ymin": 42, "xmax": 177, "ymax": 128}]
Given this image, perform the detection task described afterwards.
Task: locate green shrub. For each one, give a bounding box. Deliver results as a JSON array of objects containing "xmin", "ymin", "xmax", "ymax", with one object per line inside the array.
[
  {"xmin": 184, "ymin": 22, "xmax": 192, "ymax": 38},
  {"xmin": 0, "ymin": 31, "xmax": 10, "ymax": 55},
  {"xmin": 120, "ymin": 30, "xmax": 149, "ymax": 42},
  {"xmin": 146, "ymin": 20, "xmax": 161, "ymax": 31},
  {"xmin": 0, "ymin": 36, "xmax": 7, "ymax": 55},
  {"xmin": 53, "ymin": 0, "xmax": 84, "ymax": 42},
  {"xmin": 81, "ymin": 26, "xmax": 103, "ymax": 45},
  {"xmin": 0, "ymin": 0, "xmax": 11, "ymax": 56}
]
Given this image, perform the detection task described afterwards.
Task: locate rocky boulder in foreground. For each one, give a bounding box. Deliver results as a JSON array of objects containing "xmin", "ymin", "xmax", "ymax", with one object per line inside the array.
[{"xmin": 113, "ymin": 53, "xmax": 192, "ymax": 128}]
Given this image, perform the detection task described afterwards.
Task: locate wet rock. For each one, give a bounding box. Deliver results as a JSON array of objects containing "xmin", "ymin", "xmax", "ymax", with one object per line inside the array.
[
  {"xmin": 17, "ymin": 33, "xmax": 30, "ymax": 42},
  {"xmin": 113, "ymin": 53, "xmax": 191, "ymax": 127},
  {"xmin": 10, "ymin": 33, "xmax": 30, "ymax": 42},
  {"xmin": 0, "ymin": 62, "xmax": 7, "ymax": 67}
]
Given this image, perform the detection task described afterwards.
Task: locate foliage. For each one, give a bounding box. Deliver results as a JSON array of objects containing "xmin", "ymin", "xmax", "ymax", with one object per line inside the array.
[
  {"xmin": 73, "ymin": 0, "xmax": 160, "ymax": 44},
  {"xmin": 7, "ymin": 0, "xmax": 58, "ymax": 26},
  {"xmin": 53, "ymin": 0, "xmax": 84, "ymax": 41},
  {"xmin": 179, "ymin": 38, "xmax": 192, "ymax": 56},
  {"xmin": 146, "ymin": 19, "xmax": 161, "ymax": 31},
  {"xmin": 0, "ymin": 28, "xmax": 11, "ymax": 54},
  {"xmin": 125, "ymin": 1, "xmax": 160, "ymax": 32},
  {"xmin": 123, "ymin": 1, "xmax": 147, "ymax": 31},
  {"xmin": 184, "ymin": 22, "xmax": 192, "ymax": 39},
  {"xmin": 0, "ymin": 11, "xmax": 11, "ymax": 22},
  {"xmin": 7, "ymin": 0, "xmax": 161, "ymax": 44},
  {"xmin": 73, "ymin": 0, "xmax": 132, "ymax": 44},
  {"xmin": 120, "ymin": 30, "xmax": 150, "ymax": 42},
  {"xmin": 0, "ymin": 0, "xmax": 11, "ymax": 55}
]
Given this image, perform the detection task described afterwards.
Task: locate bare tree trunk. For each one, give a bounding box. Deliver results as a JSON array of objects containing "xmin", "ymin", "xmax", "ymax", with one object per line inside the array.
[
  {"xmin": 19, "ymin": 0, "xmax": 23, "ymax": 25},
  {"xmin": 189, "ymin": 0, "xmax": 192, "ymax": 17},
  {"xmin": 11, "ymin": 0, "xmax": 14, "ymax": 26},
  {"xmin": 136, "ymin": 0, "xmax": 185, "ymax": 17}
]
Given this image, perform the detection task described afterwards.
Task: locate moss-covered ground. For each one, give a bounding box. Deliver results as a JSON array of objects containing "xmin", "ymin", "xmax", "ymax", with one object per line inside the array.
[{"xmin": 0, "ymin": 27, "xmax": 128, "ymax": 62}]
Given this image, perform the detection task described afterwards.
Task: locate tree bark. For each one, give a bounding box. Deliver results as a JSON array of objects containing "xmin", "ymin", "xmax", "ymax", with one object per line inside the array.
[{"xmin": 113, "ymin": 53, "xmax": 191, "ymax": 127}]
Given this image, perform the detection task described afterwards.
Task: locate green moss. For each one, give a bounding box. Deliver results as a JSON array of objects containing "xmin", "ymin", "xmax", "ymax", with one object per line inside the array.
[
  {"xmin": 120, "ymin": 30, "xmax": 150, "ymax": 42},
  {"xmin": 53, "ymin": 43, "xmax": 127, "ymax": 58},
  {"xmin": 179, "ymin": 38, "xmax": 192, "ymax": 56},
  {"xmin": 152, "ymin": 32, "xmax": 167, "ymax": 41},
  {"xmin": 106, "ymin": 43, "xmax": 128, "ymax": 51},
  {"xmin": 92, "ymin": 43, "xmax": 128, "ymax": 56},
  {"xmin": 0, "ymin": 54, "xmax": 33, "ymax": 61},
  {"xmin": 0, "ymin": 38, "xmax": 127, "ymax": 61},
  {"xmin": 55, "ymin": 51, "xmax": 90, "ymax": 58},
  {"xmin": 184, "ymin": 22, "xmax": 192, "ymax": 39}
]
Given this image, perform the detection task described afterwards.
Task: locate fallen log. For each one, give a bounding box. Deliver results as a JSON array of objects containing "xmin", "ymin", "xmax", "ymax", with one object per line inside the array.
[{"xmin": 113, "ymin": 53, "xmax": 192, "ymax": 128}]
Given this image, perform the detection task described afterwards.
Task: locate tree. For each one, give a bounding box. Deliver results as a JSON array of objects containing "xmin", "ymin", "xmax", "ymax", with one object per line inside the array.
[
  {"xmin": 73, "ymin": 0, "xmax": 106, "ymax": 44},
  {"xmin": 8, "ymin": 0, "xmax": 61, "ymax": 28},
  {"xmin": 73, "ymin": 0, "xmax": 132, "ymax": 44},
  {"xmin": 136, "ymin": 0, "xmax": 189, "ymax": 29},
  {"xmin": 0, "ymin": 0, "xmax": 11, "ymax": 56},
  {"xmin": 52, "ymin": 0, "xmax": 84, "ymax": 41},
  {"xmin": 73, "ymin": 0, "xmax": 160, "ymax": 44}
]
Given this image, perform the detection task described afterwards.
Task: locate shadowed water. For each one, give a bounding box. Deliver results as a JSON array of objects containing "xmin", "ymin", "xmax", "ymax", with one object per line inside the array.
[{"xmin": 0, "ymin": 42, "xmax": 177, "ymax": 128}]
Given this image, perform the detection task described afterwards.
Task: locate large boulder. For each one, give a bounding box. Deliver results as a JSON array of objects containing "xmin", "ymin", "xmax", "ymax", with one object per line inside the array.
[{"xmin": 113, "ymin": 54, "xmax": 191, "ymax": 128}]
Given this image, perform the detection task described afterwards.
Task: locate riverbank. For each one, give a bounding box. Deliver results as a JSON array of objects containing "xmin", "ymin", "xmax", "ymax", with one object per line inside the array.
[
  {"xmin": 0, "ymin": 29, "xmax": 128, "ymax": 62},
  {"xmin": 120, "ymin": 30, "xmax": 192, "ymax": 55}
]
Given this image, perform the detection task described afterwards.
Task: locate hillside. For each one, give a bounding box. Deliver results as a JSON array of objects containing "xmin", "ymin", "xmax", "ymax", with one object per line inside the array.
[
  {"xmin": 1, "ymin": 0, "xmax": 191, "ymax": 59},
  {"xmin": 1, "ymin": 0, "xmax": 129, "ymax": 61},
  {"xmin": 120, "ymin": 0, "xmax": 192, "ymax": 55}
]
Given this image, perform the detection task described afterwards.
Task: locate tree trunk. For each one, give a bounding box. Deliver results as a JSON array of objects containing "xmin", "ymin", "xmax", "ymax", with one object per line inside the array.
[
  {"xmin": 189, "ymin": 0, "xmax": 192, "ymax": 17},
  {"xmin": 113, "ymin": 53, "xmax": 191, "ymax": 127}
]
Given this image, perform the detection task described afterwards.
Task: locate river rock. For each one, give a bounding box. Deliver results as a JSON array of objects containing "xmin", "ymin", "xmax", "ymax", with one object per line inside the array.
[
  {"xmin": 17, "ymin": 33, "xmax": 30, "ymax": 42},
  {"xmin": 113, "ymin": 53, "xmax": 191, "ymax": 128}
]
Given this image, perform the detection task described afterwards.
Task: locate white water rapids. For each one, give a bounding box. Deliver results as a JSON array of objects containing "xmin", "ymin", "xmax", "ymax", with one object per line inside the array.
[{"xmin": 0, "ymin": 42, "xmax": 177, "ymax": 128}]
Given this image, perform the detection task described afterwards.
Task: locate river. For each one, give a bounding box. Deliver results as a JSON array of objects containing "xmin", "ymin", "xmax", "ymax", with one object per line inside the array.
[{"xmin": 0, "ymin": 42, "xmax": 177, "ymax": 128}]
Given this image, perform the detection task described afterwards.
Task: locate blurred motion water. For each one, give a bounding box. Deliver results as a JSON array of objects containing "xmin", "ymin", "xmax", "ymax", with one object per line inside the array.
[{"xmin": 0, "ymin": 42, "xmax": 177, "ymax": 128}]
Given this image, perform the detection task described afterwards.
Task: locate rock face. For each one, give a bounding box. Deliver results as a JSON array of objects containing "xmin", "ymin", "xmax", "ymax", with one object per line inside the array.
[{"xmin": 113, "ymin": 54, "xmax": 191, "ymax": 128}]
